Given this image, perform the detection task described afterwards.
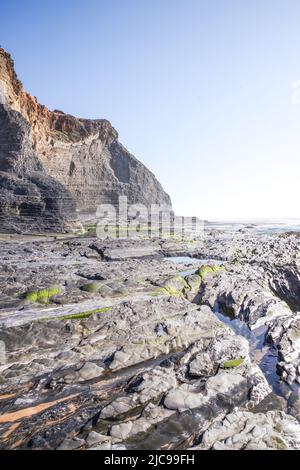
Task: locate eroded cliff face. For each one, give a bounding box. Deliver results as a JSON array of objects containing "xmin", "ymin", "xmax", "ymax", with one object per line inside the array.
[{"xmin": 0, "ymin": 48, "xmax": 171, "ymax": 232}]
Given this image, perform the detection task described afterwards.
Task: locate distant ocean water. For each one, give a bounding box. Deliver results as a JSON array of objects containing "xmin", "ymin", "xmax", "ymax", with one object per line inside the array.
[{"xmin": 206, "ymin": 219, "xmax": 300, "ymax": 234}]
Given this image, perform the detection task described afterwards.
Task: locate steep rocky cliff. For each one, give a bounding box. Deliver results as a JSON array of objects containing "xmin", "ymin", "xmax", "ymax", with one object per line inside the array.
[{"xmin": 0, "ymin": 48, "xmax": 171, "ymax": 232}]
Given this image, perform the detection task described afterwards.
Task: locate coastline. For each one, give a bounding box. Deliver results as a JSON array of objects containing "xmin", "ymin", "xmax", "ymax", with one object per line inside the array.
[{"xmin": 0, "ymin": 224, "xmax": 300, "ymax": 449}]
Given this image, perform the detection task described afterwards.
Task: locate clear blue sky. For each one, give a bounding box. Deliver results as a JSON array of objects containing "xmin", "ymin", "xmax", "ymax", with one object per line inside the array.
[{"xmin": 2, "ymin": 0, "xmax": 300, "ymax": 219}]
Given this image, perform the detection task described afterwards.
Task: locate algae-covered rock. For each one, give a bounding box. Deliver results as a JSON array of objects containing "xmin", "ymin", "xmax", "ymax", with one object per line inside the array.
[
  {"xmin": 223, "ymin": 358, "xmax": 245, "ymax": 369},
  {"xmin": 154, "ymin": 275, "xmax": 189, "ymax": 297},
  {"xmin": 196, "ymin": 264, "xmax": 225, "ymax": 279},
  {"xmin": 25, "ymin": 286, "xmax": 61, "ymax": 303},
  {"xmin": 80, "ymin": 282, "xmax": 102, "ymax": 293}
]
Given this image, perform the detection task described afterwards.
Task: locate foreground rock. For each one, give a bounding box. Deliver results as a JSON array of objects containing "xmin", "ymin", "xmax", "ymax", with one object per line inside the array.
[
  {"xmin": 0, "ymin": 295, "xmax": 269, "ymax": 450},
  {"xmin": 195, "ymin": 232, "xmax": 300, "ymax": 386},
  {"xmin": 0, "ymin": 230, "xmax": 300, "ymax": 450},
  {"xmin": 267, "ymin": 314, "xmax": 300, "ymax": 385},
  {"xmin": 195, "ymin": 410, "xmax": 300, "ymax": 450}
]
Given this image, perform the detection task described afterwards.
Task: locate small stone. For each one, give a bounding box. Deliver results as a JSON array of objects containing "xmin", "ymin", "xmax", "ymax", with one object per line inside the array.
[
  {"xmin": 86, "ymin": 431, "xmax": 109, "ymax": 447},
  {"xmin": 77, "ymin": 362, "xmax": 104, "ymax": 381},
  {"xmin": 57, "ymin": 438, "xmax": 85, "ymax": 451}
]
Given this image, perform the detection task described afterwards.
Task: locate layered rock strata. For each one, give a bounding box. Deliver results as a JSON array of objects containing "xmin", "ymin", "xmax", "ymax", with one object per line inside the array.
[{"xmin": 0, "ymin": 48, "xmax": 171, "ymax": 232}]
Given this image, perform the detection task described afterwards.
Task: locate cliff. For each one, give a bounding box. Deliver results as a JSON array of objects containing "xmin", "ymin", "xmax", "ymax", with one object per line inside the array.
[{"xmin": 0, "ymin": 48, "xmax": 171, "ymax": 232}]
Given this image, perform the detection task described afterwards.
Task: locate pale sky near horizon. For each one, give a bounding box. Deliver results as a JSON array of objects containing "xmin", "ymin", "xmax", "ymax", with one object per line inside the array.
[{"xmin": 1, "ymin": 0, "xmax": 300, "ymax": 220}]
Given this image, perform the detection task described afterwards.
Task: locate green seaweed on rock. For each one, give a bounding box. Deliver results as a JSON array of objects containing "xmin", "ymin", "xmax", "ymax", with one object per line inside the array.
[
  {"xmin": 25, "ymin": 287, "xmax": 61, "ymax": 303},
  {"xmin": 52, "ymin": 306, "xmax": 113, "ymax": 321},
  {"xmin": 223, "ymin": 358, "xmax": 244, "ymax": 368},
  {"xmin": 150, "ymin": 275, "xmax": 190, "ymax": 297},
  {"xmin": 196, "ymin": 264, "xmax": 225, "ymax": 279}
]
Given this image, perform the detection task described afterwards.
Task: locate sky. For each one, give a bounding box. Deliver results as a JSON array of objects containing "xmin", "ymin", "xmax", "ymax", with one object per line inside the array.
[{"xmin": 1, "ymin": 0, "xmax": 300, "ymax": 220}]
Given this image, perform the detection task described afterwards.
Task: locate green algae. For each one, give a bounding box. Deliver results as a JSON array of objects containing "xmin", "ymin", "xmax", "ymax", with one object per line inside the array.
[
  {"xmin": 223, "ymin": 358, "xmax": 245, "ymax": 368},
  {"xmin": 25, "ymin": 287, "xmax": 61, "ymax": 303},
  {"xmin": 150, "ymin": 275, "xmax": 190, "ymax": 297},
  {"xmin": 56, "ymin": 306, "xmax": 113, "ymax": 321},
  {"xmin": 196, "ymin": 264, "xmax": 225, "ymax": 279}
]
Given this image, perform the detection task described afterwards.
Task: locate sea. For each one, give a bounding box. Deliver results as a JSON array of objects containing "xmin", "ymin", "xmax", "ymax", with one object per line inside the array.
[{"xmin": 206, "ymin": 218, "xmax": 300, "ymax": 234}]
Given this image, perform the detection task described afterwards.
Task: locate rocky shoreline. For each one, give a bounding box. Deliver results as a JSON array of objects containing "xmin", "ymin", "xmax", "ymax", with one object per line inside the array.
[{"xmin": 0, "ymin": 227, "xmax": 300, "ymax": 450}]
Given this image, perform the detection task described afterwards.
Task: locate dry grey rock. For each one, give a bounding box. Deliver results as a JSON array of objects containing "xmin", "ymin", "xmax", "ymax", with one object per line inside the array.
[
  {"xmin": 57, "ymin": 437, "xmax": 85, "ymax": 450},
  {"xmin": 267, "ymin": 314, "xmax": 300, "ymax": 385},
  {"xmin": 163, "ymin": 365, "xmax": 266, "ymax": 413},
  {"xmin": 86, "ymin": 431, "xmax": 110, "ymax": 448},
  {"xmin": 64, "ymin": 361, "xmax": 105, "ymax": 383},
  {"xmin": 100, "ymin": 366, "xmax": 178, "ymax": 420},
  {"xmin": 88, "ymin": 436, "xmax": 113, "ymax": 450},
  {"xmin": 198, "ymin": 264, "xmax": 291, "ymax": 328},
  {"xmin": 110, "ymin": 404, "xmax": 173, "ymax": 442},
  {"xmin": 196, "ymin": 410, "xmax": 300, "ymax": 450},
  {"xmin": 188, "ymin": 335, "xmax": 249, "ymax": 378}
]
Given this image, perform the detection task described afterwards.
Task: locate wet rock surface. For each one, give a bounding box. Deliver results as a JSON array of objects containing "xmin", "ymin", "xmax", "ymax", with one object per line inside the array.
[{"xmin": 0, "ymin": 230, "xmax": 300, "ymax": 450}]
